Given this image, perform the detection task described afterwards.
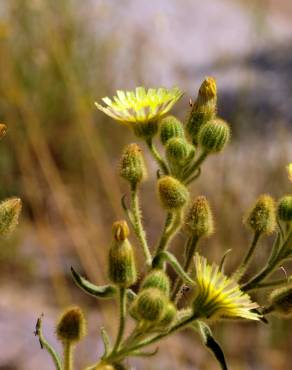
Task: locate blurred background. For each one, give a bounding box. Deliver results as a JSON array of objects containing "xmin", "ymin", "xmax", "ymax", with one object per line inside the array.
[{"xmin": 0, "ymin": 0, "xmax": 292, "ymax": 369}]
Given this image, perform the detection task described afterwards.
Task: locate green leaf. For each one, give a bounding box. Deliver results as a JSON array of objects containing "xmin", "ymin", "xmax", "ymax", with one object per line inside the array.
[
  {"xmin": 153, "ymin": 251, "xmax": 195, "ymax": 285},
  {"xmin": 100, "ymin": 327, "xmax": 112, "ymax": 358},
  {"xmin": 71, "ymin": 267, "xmax": 117, "ymax": 298},
  {"xmin": 192, "ymin": 321, "xmax": 228, "ymax": 370}
]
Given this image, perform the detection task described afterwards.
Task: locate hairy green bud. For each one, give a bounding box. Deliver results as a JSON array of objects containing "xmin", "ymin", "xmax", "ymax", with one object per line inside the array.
[
  {"xmin": 165, "ymin": 137, "xmax": 195, "ymax": 166},
  {"xmin": 159, "ymin": 115, "xmax": 184, "ymax": 145},
  {"xmin": 277, "ymin": 195, "xmax": 292, "ymax": 223},
  {"xmin": 56, "ymin": 306, "xmax": 86, "ymax": 343},
  {"xmin": 157, "ymin": 176, "xmax": 189, "ymax": 210},
  {"xmin": 198, "ymin": 118, "xmax": 230, "ymax": 153},
  {"xmin": 245, "ymin": 194, "xmax": 276, "ymax": 235},
  {"xmin": 132, "ymin": 120, "xmax": 158, "ymax": 139},
  {"xmin": 93, "ymin": 362, "xmax": 126, "ymax": 370},
  {"xmin": 0, "ymin": 123, "xmax": 7, "ymax": 139},
  {"xmin": 184, "ymin": 196, "xmax": 214, "ymax": 238},
  {"xmin": 108, "ymin": 220, "xmax": 137, "ymax": 288},
  {"xmin": 269, "ymin": 286, "xmax": 292, "ymax": 317},
  {"xmin": 186, "ymin": 77, "xmax": 217, "ymax": 144},
  {"xmin": 119, "ymin": 143, "xmax": 147, "ymax": 185},
  {"xmin": 141, "ymin": 269, "xmax": 171, "ymax": 296},
  {"xmin": 135, "ymin": 288, "xmax": 167, "ymax": 322},
  {"xmin": 0, "ymin": 197, "xmax": 22, "ymax": 237},
  {"xmin": 158, "ymin": 302, "xmax": 177, "ymax": 328}
]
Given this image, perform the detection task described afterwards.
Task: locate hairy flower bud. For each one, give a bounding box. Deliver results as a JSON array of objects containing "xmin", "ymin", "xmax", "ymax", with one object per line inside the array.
[
  {"xmin": 198, "ymin": 118, "xmax": 230, "ymax": 153},
  {"xmin": 157, "ymin": 176, "xmax": 189, "ymax": 210},
  {"xmin": 109, "ymin": 221, "xmax": 137, "ymax": 288},
  {"xmin": 56, "ymin": 306, "xmax": 86, "ymax": 343},
  {"xmin": 141, "ymin": 269, "xmax": 171, "ymax": 296},
  {"xmin": 184, "ymin": 196, "xmax": 214, "ymax": 238},
  {"xmin": 0, "ymin": 198, "xmax": 22, "ymax": 237},
  {"xmin": 159, "ymin": 115, "xmax": 184, "ymax": 145},
  {"xmin": 158, "ymin": 302, "xmax": 177, "ymax": 328},
  {"xmin": 0, "ymin": 123, "xmax": 7, "ymax": 139},
  {"xmin": 269, "ymin": 286, "xmax": 292, "ymax": 317},
  {"xmin": 135, "ymin": 288, "xmax": 167, "ymax": 322},
  {"xmin": 165, "ymin": 137, "xmax": 195, "ymax": 166},
  {"xmin": 277, "ymin": 195, "xmax": 292, "ymax": 223},
  {"xmin": 92, "ymin": 362, "xmax": 126, "ymax": 370},
  {"xmin": 245, "ymin": 194, "xmax": 276, "ymax": 235},
  {"xmin": 186, "ymin": 77, "xmax": 217, "ymax": 144},
  {"xmin": 119, "ymin": 143, "xmax": 147, "ymax": 185}
]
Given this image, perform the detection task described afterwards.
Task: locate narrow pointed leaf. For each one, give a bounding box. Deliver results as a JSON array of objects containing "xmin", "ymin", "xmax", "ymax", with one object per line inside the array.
[
  {"xmin": 100, "ymin": 327, "xmax": 112, "ymax": 358},
  {"xmin": 192, "ymin": 321, "xmax": 228, "ymax": 370},
  {"xmin": 71, "ymin": 267, "xmax": 117, "ymax": 298}
]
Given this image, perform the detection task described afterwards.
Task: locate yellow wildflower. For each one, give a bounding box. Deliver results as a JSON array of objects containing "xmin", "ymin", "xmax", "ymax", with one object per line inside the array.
[{"xmin": 193, "ymin": 253, "xmax": 260, "ymax": 321}]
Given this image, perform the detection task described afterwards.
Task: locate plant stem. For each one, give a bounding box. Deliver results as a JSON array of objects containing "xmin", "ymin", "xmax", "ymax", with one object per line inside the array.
[
  {"xmin": 63, "ymin": 341, "xmax": 73, "ymax": 370},
  {"xmin": 108, "ymin": 313, "xmax": 198, "ymax": 362},
  {"xmin": 112, "ymin": 287, "xmax": 127, "ymax": 353},
  {"xmin": 171, "ymin": 235, "xmax": 199, "ymax": 302},
  {"xmin": 233, "ymin": 231, "xmax": 261, "ymax": 282},
  {"xmin": 130, "ymin": 184, "xmax": 152, "ymax": 267},
  {"xmin": 183, "ymin": 151, "xmax": 208, "ymax": 182},
  {"xmin": 145, "ymin": 137, "xmax": 169, "ymax": 175},
  {"xmin": 155, "ymin": 211, "xmax": 182, "ymax": 258}
]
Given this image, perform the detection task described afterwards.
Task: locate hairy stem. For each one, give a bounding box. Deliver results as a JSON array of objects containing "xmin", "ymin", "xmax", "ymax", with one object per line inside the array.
[
  {"xmin": 131, "ymin": 184, "xmax": 152, "ymax": 267},
  {"xmin": 155, "ymin": 211, "xmax": 182, "ymax": 258},
  {"xmin": 112, "ymin": 287, "xmax": 127, "ymax": 353},
  {"xmin": 145, "ymin": 137, "xmax": 169, "ymax": 175},
  {"xmin": 171, "ymin": 235, "xmax": 199, "ymax": 302},
  {"xmin": 183, "ymin": 150, "xmax": 208, "ymax": 182},
  {"xmin": 233, "ymin": 231, "xmax": 261, "ymax": 282},
  {"xmin": 63, "ymin": 341, "xmax": 73, "ymax": 370}
]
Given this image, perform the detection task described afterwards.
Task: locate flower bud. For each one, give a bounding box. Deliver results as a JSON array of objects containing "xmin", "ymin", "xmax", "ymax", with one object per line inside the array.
[
  {"xmin": 186, "ymin": 77, "xmax": 217, "ymax": 144},
  {"xmin": 159, "ymin": 115, "xmax": 184, "ymax": 145},
  {"xmin": 269, "ymin": 286, "xmax": 292, "ymax": 317},
  {"xmin": 0, "ymin": 198, "xmax": 22, "ymax": 237},
  {"xmin": 245, "ymin": 194, "xmax": 276, "ymax": 235},
  {"xmin": 56, "ymin": 306, "xmax": 86, "ymax": 343},
  {"xmin": 277, "ymin": 195, "xmax": 292, "ymax": 223},
  {"xmin": 184, "ymin": 196, "xmax": 214, "ymax": 238},
  {"xmin": 108, "ymin": 220, "xmax": 137, "ymax": 288},
  {"xmin": 119, "ymin": 143, "xmax": 147, "ymax": 186},
  {"xmin": 93, "ymin": 362, "xmax": 126, "ymax": 370},
  {"xmin": 165, "ymin": 137, "xmax": 195, "ymax": 166},
  {"xmin": 132, "ymin": 120, "xmax": 158, "ymax": 139},
  {"xmin": 141, "ymin": 269, "xmax": 171, "ymax": 296},
  {"xmin": 158, "ymin": 302, "xmax": 177, "ymax": 328},
  {"xmin": 198, "ymin": 118, "xmax": 230, "ymax": 153},
  {"xmin": 0, "ymin": 123, "xmax": 7, "ymax": 139},
  {"xmin": 157, "ymin": 176, "xmax": 189, "ymax": 211},
  {"xmin": 135, "ymin": 288, "xmax": 167, "ymax": 322}
]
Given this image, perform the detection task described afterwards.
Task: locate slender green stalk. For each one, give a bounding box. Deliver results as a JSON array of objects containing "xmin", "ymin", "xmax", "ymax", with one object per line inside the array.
[
  {"xmin": 233, "ymin": 231, "xmax": 261, "ymax": 282},
  {"xmin": 108, "ymin": 313, "xmax": 198, "ymax": 362},
  {"xmin": 171, "ymin": 235, "xmax": 199, "ymax": 302},
  {"xmin": 242, "ymin": 230, "xmax": 292, "ymax": 292},
  {"xmin": 145, "ymin": 137, "xmax": 169, "ymax": 175},
  {"xmin": 112, "ymin": 287, "xmax": 127, "ymax": 353},
  {"xmin": 183, "ymin": 150, "xmax": 208, "ymax": 182},
  {"xmin": 256, "ymin": 277, "xmax": 292, "ymax": 290},
  {"xmin": 63, "ymin": 341, "xmax": 73, "ymax": 370},
  {"xmin": 155, "ymin": 211, "xmax": 181, "ymax": 257},
  {"xmin": 35, "ymin": 316, "xmax": 63, "ymax": 370},
  {"xmin": 130, "ymin": 184, "xmax": 152, "ymax": 266}
]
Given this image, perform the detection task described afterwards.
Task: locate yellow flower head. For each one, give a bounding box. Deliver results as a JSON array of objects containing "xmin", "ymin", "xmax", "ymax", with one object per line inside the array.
[
  {"xmin": 287, "ymin": 163, "xmax": 292, "ymax": 183},
  {"xmin": 95, "ymin": 87, "xmax": 183, "ymax": 124},
  {"xmin": 193, "ymin": 253, "xmax": 260, "ymax": 321}
]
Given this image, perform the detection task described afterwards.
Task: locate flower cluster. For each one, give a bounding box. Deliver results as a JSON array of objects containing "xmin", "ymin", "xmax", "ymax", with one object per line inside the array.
[{"xmin": 36, "ymin": 78, "xmax": 292, "ymax": 370}]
